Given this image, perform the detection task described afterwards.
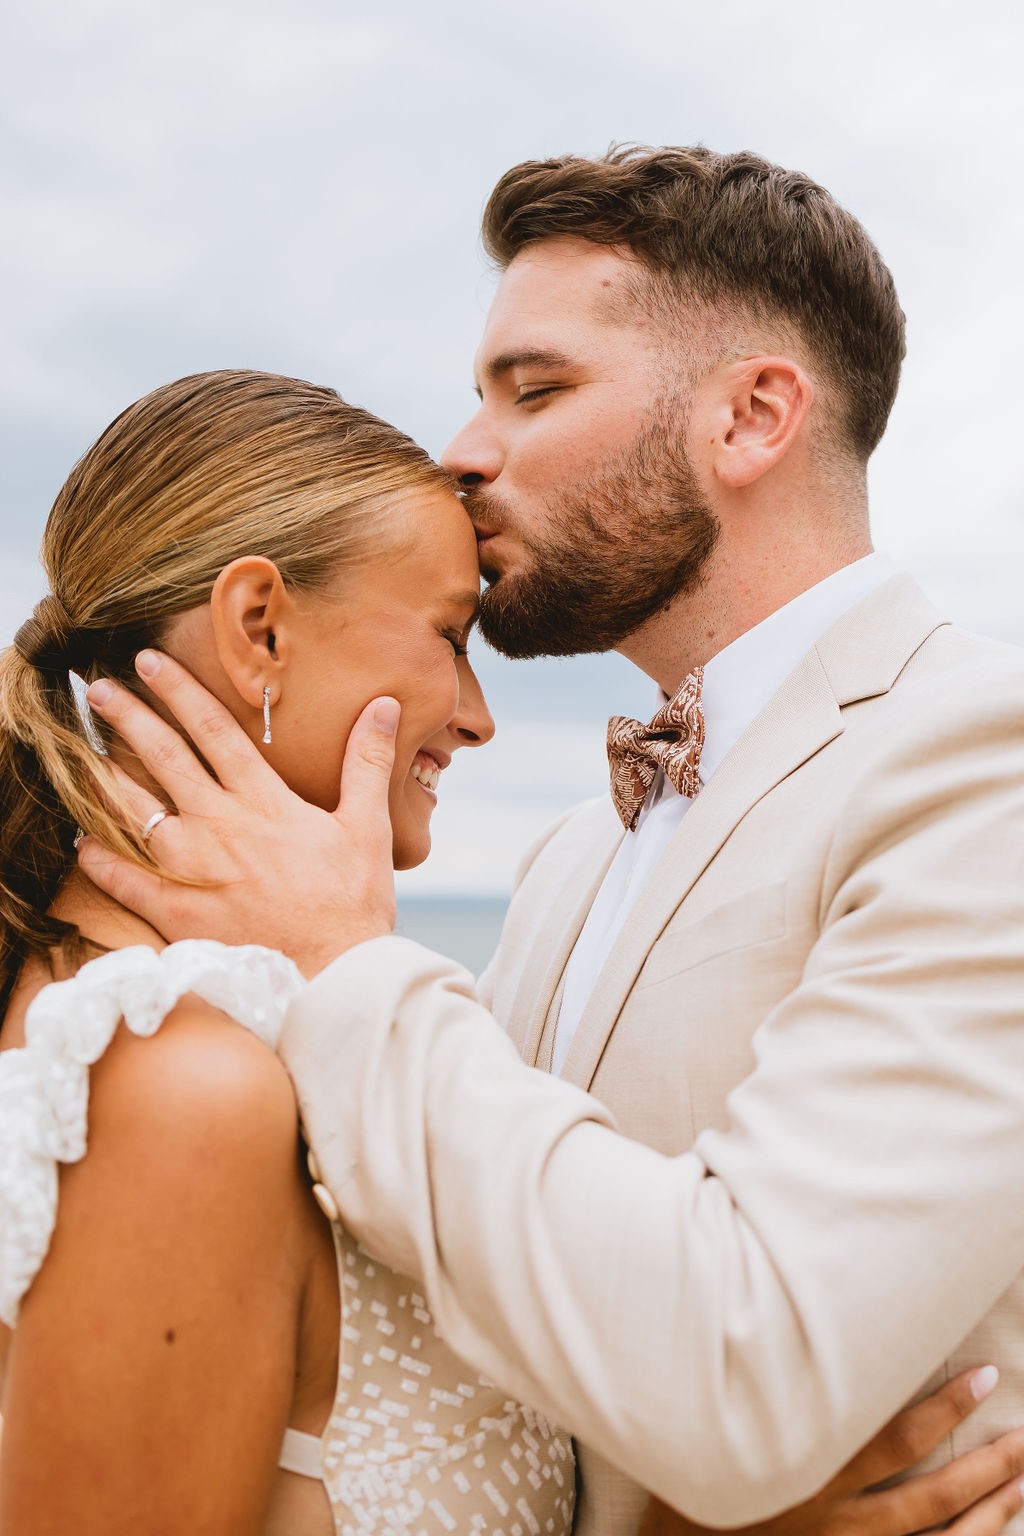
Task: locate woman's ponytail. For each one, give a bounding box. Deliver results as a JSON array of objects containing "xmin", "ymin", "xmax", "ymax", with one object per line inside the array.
[
  {"xmin": 0, "ymin": 601, "xmax": 162, "ymax": 1015},
  {"xmin": 0, "ymin": 627, "xmax": 95, "ymax": 1012}
]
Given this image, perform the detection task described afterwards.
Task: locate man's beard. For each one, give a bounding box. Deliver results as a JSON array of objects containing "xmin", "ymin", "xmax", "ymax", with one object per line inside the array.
[{"xmin": 465, "ymin": 407, "xmax": 720, "ymax": 660}]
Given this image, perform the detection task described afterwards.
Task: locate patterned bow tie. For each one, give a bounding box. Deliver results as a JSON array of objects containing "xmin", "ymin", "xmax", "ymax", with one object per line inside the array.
[{"xmin": 606, "ymin": 667, "xmax": 705, "ymax": 831}]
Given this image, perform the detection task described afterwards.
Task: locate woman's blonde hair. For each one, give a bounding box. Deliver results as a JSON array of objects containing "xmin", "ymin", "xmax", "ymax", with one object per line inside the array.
[{"xmin": 0, "ymin": 369, "xmax": 451, "ymax": 1011}]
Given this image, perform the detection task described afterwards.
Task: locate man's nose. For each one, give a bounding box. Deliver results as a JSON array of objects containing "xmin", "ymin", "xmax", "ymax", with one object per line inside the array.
[{"xmin": 441, "ymin": 413, "xmax": 503, "ymax": 488}]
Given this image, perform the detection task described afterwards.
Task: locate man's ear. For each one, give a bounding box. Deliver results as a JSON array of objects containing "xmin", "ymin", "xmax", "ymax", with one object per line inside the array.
[
  {"xmin": 704, "ymin": 356, "xmax": 814, "ymax": 489},
  {"xmin": 209, "ymin": 557, "xmax": 293, "ymax": 709}
]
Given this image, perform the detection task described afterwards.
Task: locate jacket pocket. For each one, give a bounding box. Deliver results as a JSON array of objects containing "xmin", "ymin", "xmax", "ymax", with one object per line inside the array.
[{"xmin": 635, "ymin": 882, "xmax": 788, "ymax": 990}]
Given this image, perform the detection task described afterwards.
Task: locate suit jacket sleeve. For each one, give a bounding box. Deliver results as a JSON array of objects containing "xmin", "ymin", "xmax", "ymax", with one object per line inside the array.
[{"xmin": 279, "ymin": 685, "xmax": 1024, "ymax": 1525}]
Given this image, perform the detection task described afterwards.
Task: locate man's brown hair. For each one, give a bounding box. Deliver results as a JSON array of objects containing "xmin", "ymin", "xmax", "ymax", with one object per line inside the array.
[{"xmin": 482, "ymin": 145, "xmax": 906, "ymax": 459}]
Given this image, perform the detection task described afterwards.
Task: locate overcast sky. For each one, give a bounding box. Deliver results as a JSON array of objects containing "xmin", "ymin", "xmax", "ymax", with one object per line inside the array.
[{"xmin": 2, "ymin": 0, "xmax": 1021, "ymax": 892}]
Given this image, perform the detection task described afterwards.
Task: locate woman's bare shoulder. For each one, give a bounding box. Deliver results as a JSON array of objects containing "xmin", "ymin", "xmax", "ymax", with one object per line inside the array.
[
  {"xmin": 32, "ymin": 988, "xmax": 305, "ymax": 1326},
  {"xmin": 9, "ymin": 862, "xmax": 302, "ymax": 1241},
  {"xmin": 77, "ymin": 936, "xmax": 302, "ymax": 1219},
  {"xmin": 4, "ymin": 867, "xmax": 304, "ymax": 1265}
]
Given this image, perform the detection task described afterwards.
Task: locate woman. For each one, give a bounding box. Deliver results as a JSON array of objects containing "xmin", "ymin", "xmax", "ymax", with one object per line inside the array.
[
  {"xmin": 0, "ymin": 369, "xmax": 572, "ymax": 1534},
  {"xmin": 0, "ymin": 370, "xmax": 1014, "ymax": 1536}
]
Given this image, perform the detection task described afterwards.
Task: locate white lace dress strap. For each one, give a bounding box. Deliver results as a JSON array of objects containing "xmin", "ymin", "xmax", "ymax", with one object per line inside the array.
[
  {"xmin": 0, "ymin": 939, "xmax": 304, "ymax": 1328},
  {"xmin": 278, "ymin": 1427, "xmax": 325, "ymax": 1479}
]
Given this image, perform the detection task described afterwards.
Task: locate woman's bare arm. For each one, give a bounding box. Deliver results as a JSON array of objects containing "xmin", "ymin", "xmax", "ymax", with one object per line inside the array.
[{"xmin": 0, "ymin": 999, "xmax": 307, "ymax": 1535}]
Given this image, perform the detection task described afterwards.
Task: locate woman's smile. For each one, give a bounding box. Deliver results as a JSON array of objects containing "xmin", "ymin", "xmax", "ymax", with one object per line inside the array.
[{"xmin": 410, "ymin": 748, "xmax": 447, "ymax": 797}]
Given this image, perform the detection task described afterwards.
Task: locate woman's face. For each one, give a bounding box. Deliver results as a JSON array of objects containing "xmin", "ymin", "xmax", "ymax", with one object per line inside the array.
[{"xmin": 266, "ymin": 488, "xmax": 493, "ymax": 869}]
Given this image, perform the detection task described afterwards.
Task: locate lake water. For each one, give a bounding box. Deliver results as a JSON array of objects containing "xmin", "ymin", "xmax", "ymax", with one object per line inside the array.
[{"xmin": 394, "ymin": 895, "xmax": 509, "ymax": 977}]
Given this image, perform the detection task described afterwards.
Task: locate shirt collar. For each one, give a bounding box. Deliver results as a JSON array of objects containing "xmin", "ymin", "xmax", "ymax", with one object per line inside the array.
[{"xmin": 697, "ymin": 552, "xmax": 898, "ymax": 784}]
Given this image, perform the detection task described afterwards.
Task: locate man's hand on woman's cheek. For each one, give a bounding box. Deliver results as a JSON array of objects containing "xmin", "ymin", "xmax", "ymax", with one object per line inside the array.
[{"xmin": 78, "ymin": 650, "xmax": 399, "ymax": 976}]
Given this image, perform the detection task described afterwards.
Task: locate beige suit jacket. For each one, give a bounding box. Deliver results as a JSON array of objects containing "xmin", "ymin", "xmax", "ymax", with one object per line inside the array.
[{"xmin": 281, "ymin": 577, "xmax": 1024, "ymax": 1532}]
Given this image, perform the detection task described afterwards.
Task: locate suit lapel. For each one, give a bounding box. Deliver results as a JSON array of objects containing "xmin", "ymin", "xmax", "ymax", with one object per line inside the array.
[
  {"xmin": 559, "ymin": 576, "xmax": 950, "ymax": 1090},
  {"xmin": 505, "ymin": 810, "xmax": 622, "ymax": 1067}
]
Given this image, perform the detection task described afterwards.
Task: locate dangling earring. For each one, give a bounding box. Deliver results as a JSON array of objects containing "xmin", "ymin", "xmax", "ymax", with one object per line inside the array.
[{"xmin": 262, "ymin": 685, "xmax": 273, "ymax": 745}]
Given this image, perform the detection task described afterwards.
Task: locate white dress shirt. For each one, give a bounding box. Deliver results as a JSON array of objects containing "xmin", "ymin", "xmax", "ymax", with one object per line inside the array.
[{"xmin": 551, "ymin": 553, "xmax": 897, "ymax": 1074}]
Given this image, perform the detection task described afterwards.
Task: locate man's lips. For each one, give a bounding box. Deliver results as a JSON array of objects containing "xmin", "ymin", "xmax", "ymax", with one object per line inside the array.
[
  {"xmin": 467, "ymin": 506, "xmax": 502, "ymax": 537},
  {"xmin": 472, "ymin": 524, "xmax": 507, "ymax": 579},
  {"xmin": 468, "ymin": 514, "xmax": 510, "ymax": 579}
]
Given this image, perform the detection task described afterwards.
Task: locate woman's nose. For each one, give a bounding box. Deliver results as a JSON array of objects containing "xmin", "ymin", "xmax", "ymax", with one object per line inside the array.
[{"xmin": 452, "ymin": 657, "xmax": 496, "ymax": 747}]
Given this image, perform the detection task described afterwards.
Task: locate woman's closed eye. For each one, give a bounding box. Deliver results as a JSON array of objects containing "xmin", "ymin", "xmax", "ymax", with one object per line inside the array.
[
  {"xmin": 443, "ymin": 628, "xmax": 471, "ymax": 657},
  {"xmin": 437, "ymin": 594, "xmax": 480, "ymax": 658}
]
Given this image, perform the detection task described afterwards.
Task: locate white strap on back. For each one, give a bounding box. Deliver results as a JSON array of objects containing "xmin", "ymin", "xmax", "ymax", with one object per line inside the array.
[{"xmin": 278, "ymin": 1426, "xmax": 323, "ymax": 1479}]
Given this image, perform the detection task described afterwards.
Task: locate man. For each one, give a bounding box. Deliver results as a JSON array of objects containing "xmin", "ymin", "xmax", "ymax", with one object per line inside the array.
[{"xmin": 81, "ymin": 147, "xmax": 1024, "ymax": 1533}]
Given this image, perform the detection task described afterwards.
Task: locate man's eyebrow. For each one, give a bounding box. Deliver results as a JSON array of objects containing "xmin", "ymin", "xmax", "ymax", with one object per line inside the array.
[{"xmin": 472, "ymin": 347, "xmax": 578, "ymax": 399}]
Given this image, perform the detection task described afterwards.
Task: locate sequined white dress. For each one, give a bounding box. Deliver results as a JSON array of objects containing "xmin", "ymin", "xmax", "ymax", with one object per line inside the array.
[{"xmin": 0, "ymin": 942, "xmax": 575, "ymax": 1536}]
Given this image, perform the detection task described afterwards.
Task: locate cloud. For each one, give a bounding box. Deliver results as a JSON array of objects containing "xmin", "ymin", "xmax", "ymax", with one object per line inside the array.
[{"xmin": 3, "ymin": 0, "xmax": 1022, "ymax": 889}]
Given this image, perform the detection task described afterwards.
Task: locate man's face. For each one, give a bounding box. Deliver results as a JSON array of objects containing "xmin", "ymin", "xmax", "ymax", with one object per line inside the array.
[{"xmin": 442, "ymin": 236, "xmax": 718, "ymax": 658}]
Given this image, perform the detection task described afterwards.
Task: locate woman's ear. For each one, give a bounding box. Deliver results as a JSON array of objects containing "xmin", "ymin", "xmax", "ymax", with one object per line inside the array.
[
  {"xmin": 705, "ymin": 355, "xmax": 814, "ymax": 490},
  {"xmin": 209, "ymin": 557, "xmax": 293, "ymax": 709}
]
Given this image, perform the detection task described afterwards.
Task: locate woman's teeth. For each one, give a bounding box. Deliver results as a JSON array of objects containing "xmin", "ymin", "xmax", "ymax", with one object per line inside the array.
[{"xmin": 411, "ymin": 759, "xmax": 440, "ymax": 792}]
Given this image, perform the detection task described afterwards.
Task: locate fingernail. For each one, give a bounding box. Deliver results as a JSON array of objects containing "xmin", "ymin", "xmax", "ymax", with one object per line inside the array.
[
  {"xmin": 87, "ymin": 679, "xmax": 113, "ymax": 708},
  {"xmin": 373, "ymin": 697, "xmax": 400, "ymax": 735},
  {"xmin": 972, "ymin": 1365, "xmax": 1000, "ymax": 1401},
  {"xmin": 136, "ymin": 649, "xmax": 161, "ymax": 679}
]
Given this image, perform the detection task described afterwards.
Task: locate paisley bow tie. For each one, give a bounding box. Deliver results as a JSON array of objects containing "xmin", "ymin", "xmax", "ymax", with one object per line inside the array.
[{"xmin": 606, "ymin": 667, "xmax": 705, "ymax": 831}]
